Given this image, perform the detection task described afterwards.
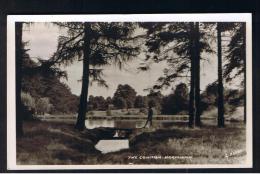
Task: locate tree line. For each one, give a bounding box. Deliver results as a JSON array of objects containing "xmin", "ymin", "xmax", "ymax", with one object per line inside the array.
[{"xmin": 16, "ymin": 21, "xmax": 246, "ymax": 136}]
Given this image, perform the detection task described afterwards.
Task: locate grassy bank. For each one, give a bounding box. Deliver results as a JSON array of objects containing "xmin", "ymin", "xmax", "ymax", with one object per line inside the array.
[
  {"xmin": 17, "ymin": 119, "xmax": 246, "ymax": 165},
  {"xmin": 102, "ymin": 123, "xmax": 246, "ymax": 164}
]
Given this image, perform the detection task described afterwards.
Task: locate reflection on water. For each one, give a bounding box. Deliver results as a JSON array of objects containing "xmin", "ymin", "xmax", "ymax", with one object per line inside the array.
[
  {"xmin": 85, "ymin": 119, "xmax": 175, "ymax": 129},
  {"xmin": 95, "ymin": 139, "xmax": 129, "ymax": 154}
]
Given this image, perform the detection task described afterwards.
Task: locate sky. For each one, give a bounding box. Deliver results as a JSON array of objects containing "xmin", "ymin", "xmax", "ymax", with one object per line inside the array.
[{"xmin": 22, "ymin": 23, "xmax": 241, "ymax": 98}]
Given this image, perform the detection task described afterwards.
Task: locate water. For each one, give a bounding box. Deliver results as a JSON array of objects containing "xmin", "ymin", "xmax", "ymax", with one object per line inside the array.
[
  {"xmin": 86, "ymin": 119, "xmax": 182, "ymax": 153},
  {"xmin": 95, "ymin": 139, "xmax": 129, "ymax": 154},
  {"xmin": 85, "ymin": 119, "xmax": 185, "ymax": 129},
  {"xmin": 86, "ymin": 119, "xmax": 219, "ymax": 154}
]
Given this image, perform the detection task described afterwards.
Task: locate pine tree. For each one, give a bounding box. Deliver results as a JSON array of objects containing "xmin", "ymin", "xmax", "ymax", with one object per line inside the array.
[
  {"xmin": 54, "ymin": 22, "xmax": 139, "ymax": 130},
  {"xmin": 217, "ymin": 23, "xmax": 225, "ymax": 127},
  {"xmin": 139, "ymin": 22, "xmax": 213, "ymax": 127}
]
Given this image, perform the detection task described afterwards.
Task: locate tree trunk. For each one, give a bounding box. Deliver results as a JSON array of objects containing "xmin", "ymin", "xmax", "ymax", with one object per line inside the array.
[
  {"xmin": 194, "ymin": 22, "xmax": 201, "ymax": 127},
  {"xmin": 16, "ymin": 22, "xmax": 24, "ymax": 137},
  {"xmin": 217, "ymin": 23, "xmax": 225, "ymax": 127},
  {"xmin": 188, "ymin": 22, "xmax": 195, "ymax": 128},
  {"xmin": 75, "ymin": 23, "xmax": 91, "ymax": 131},
  {"xmin": 242, "ymin": 23, "xmax": 246, "ymax": 124}
]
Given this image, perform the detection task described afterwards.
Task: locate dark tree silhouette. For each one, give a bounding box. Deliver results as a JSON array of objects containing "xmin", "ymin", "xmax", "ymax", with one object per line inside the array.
[
  {"xmin": 16, "ymin": 23, "xmax": 66, "ymax": 136},
  {"xmin": 224, "ymin": 23, "xmax": 246, "ymax": 123},
  {"xmin": 16, "ymin": 22, "xmax": 24, "ymax": 137},
  {"xmin": 75, "ymin": 23, "xmax": 91, "ymax": 130},
  {"xmin": 217, "ymin": 23, "xmax": 225, "ymax": 127},
  {"xmin": 54, "ymin": 22, "xmax": 139, "ymax": 130},
  {"xmin": 193, "ymin": 22, "xmax": 202, "ymax": 127},
  {"xmin": 139, "ymin": 22, "xmax": 213, "ymax": 127}
]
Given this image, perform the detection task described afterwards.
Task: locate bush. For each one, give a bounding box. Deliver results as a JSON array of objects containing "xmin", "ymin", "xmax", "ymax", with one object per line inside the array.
[
  {"xmin": 36, "ymin": 97, "xmax": 53, "ymax": 115},
  {"xmin": 21, "ymin": 91, "xmax": 36, "ymax": 110}
]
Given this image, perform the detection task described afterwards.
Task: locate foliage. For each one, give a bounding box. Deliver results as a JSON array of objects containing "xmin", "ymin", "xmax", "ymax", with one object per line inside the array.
[
  {"xmin": 139, "ymin": 22, "xmax": 214, "ymax": 90},
  {"xmin": 224, "ymin": 23, "xmax": 246, "ymax": 84},
  {"xmin": 161, "ymin": 83, "xmax": 189, "ymax": 115},
  {"xmin": 88, "ymin": 95, "xmax": 108, "ymax": 111},
  {"xmin": 113, "ymin": 97, "xmax": 127, "ymax": 109},
  {"xmin": 113, "ymin": 84, "xmax": 137, "ymax": 109},
  {"xmin": 200, "ymin": 82, "xmax": 244, "ymax": 114},
  {"xmin": 36, "ymin": 97, "xmax": 53, "ymax": 115},
  {"xmin": 21, "ymin": 91, "xmax": 36, "ymax": 110},
  {"xmin": 134, "ymin": 95, "xmax": 148, "ymax": 108},
  {"xmin": 54, "ymin": 22, "xmax": 140, "ymax": 88}
]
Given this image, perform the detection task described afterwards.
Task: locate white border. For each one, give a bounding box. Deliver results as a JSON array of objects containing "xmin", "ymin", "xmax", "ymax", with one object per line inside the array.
[{"xmin": 7, "ymin": 14, "xmax": 253, "ymax": 170}]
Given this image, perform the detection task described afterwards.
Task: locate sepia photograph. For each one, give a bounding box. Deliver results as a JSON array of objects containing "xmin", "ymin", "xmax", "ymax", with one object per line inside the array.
[{"xmin": 6, "ymin": 14, "xmax": 252, "ymax": 170}]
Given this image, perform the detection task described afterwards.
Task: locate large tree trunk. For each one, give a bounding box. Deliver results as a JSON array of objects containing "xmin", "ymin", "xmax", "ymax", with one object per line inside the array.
[
  {"xmin": 194, "ymin": 22, "xmax": 201, "ymax": 127},
  {"xmin": 242, "ymin": 23, "xmax": 246, "ymax": 124},
  {"xmin": 217, "ymin": 23, "xmax": 225, "ymax": 128},
  {"xmin": 16, "ymin": 22, "xmax": 24, "ymax": 137},
  {"xmin": 75, "ymin": 23, "xmax": 91, "ymax": 131},
  {"xmin": 188, "ymin": 22, "xmax": 195, "ymax": 128}
]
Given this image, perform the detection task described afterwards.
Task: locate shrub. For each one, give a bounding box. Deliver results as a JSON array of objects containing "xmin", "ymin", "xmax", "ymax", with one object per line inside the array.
[
  {"xmin": 36, "ymin": 97, "xmax": 53, "ymax": 115},
  {"xmin": 21, "ymin": 91, "xmax": 36, "ymax": 110}
]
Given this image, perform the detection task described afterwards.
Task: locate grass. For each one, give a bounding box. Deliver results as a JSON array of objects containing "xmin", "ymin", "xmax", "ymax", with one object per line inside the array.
[
  {"xmin": 17, "ymin": 118, "xmax": 246, "ymax": 165},
  {"xmin": 99, "ymin": 122, "xmax": 246, "ymax": 164}
]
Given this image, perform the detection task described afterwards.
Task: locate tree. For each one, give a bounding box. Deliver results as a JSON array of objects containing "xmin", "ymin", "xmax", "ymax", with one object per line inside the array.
[
  {"xmin": 113, "ymin": 97, "xmax": 127, "ymax": 109},
  {"xmin": 217, "ymin": 23, "xmax": 225, "ymax": 127},
  {"xmin": 106, "ymin": 96, "xmax": 113, "ymax": 108},
  {"xmin": 161, "ymin": 83, "xmax": 188, "ymax": 115},
  {"xmin": 139, "ymin": 22, "xmax": 213, "ymax": 127},
  {"xmin": 36, "ymin": 97, "xmax": 53, "ymax": 115},
  {"xmin": 134, "ymin": 95, "xmax": 148, "ymax": 108},
  {"xmin": 174, "ymin": 83, "xmax": 189, "ymax": 111},
  {"xmin": 113, "ymin": 84, "xmax": 137, "ymax": 109},
  {"xmin": 147, "ymin": 90, "xmax": 163, "ymax": 113},
  {"xmin": 224, "ymin": 23, "xmax": 246, "ymax": 123},
  {"xmin": 193, "ymin": 22, "xmax": 202, "ymax": 127},
  {"xmin": 54, "ymin": 22, "xmax": 140, "ymax": 130},
  {"xmin": 88, "ymin": 96, "xmax": 107, "ymax": 110},
  {"xmin": 21, "ymin": 92, "xmax": 36, "ymax": 110},
  {"xmin": 16, "ymin": 22, "xmax": 24, "ymax": 137},
  {"xmin": 17, "ymin": 22, "xmax": 76, "ymax": 136},
  {"xmin": 75, "ymin": 23, "xmax": 91, "ymax": 130}
]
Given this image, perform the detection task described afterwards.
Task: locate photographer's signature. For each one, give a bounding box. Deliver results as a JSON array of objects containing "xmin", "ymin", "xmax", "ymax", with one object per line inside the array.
[{"xmin": 225, "ymin": 149, "xmax": 246, "ymax": 158}]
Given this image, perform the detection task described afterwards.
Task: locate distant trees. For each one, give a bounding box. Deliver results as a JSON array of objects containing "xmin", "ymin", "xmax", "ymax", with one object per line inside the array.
[
  {"xmin": 161, "ymin": 83, "xmax": 189, "ymax": 115},
  {"xmin": 36, "ymin": 97, "xmax": 53, "ymax": 115},
  {"xmin": 113, "ymin": 84, "xmax": 137, "ymax": 109},
  {"xmin": 200, "ymin": 82, "xmax": 244, "ymax": 115},
  {"xmin": 134, "ymin": 95, "xmax": 148, "ymax": 108},
  {"xmin": 147, "ymin": 90, "xmax": 163, "ymax": 113},
  {"xmin": 21, "ymin": 92, "xmax": 36, "ymax": 111},
  {"xmin": 88, "ymin": 95, "xmax": 107, "ymax": 111}
]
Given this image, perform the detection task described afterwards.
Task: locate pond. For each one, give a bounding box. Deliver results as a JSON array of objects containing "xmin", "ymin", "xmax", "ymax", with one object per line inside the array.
[
  {"xmin": 87, "ymin": 119, "xmax": 189, "ymax": 153},
  {"xmin": 85, "ymin": 119, "xmax": 187, "ymax": 129},
  {"xmin": 95, "ymin": 139, "xmax": 129, "ymax": 154}
]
